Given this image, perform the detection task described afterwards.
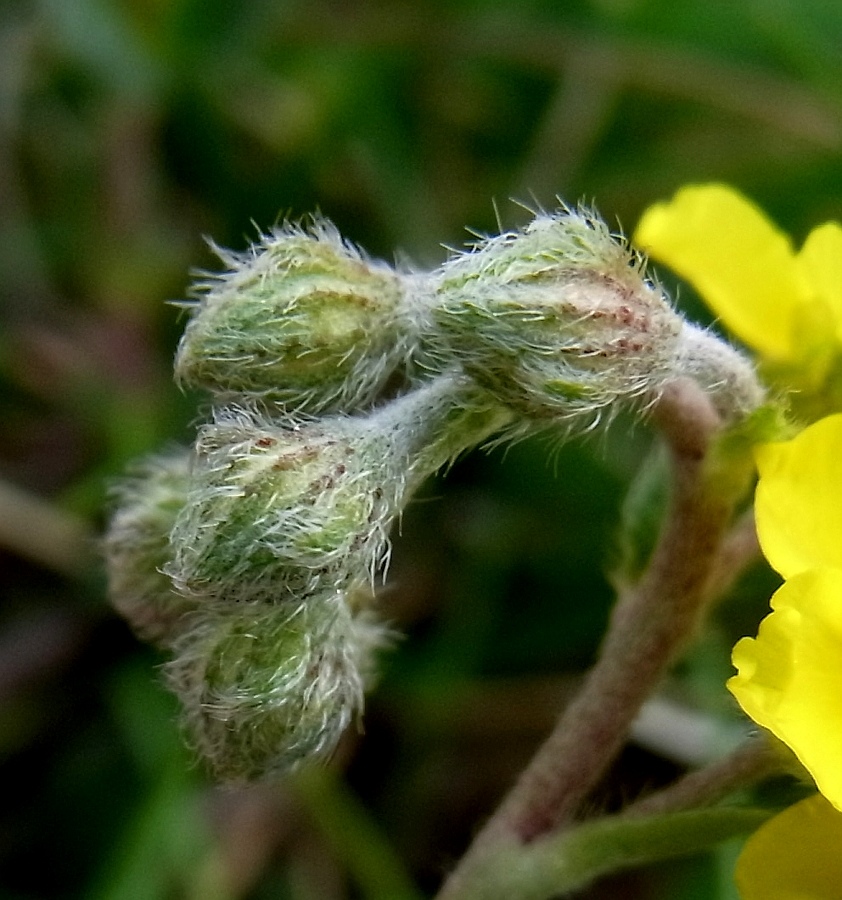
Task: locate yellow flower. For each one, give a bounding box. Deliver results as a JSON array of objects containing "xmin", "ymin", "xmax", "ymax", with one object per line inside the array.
[
  {"xmin": 726, "ymin": 414, "xmax": 842, "ymax": 810},
  {"xmin": 735, "ymin": 794, "xmax": 842, "ymax": 900},
  {"xmin": 729, "ymin": 569, "xmax": 842, "ymax": 809},
  {"xmin": 635, "ymin": 186, "xmax": 842, "ymax": 895},
  {"xmin": 753, "ymin": 413, "xmax": 842, "ymax": 579},
  {"xmin": 634, "ymin": 184, "xmax": 842, "ymax": 383}
]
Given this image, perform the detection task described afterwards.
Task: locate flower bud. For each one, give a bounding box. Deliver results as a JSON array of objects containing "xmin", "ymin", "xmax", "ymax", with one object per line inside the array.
[
  {"xmin": 165, "ymin": 591, "xmax": 389, "ymax": 781},
  {"xmin": 103, "ymin": 451, "xmax": 196, "ymax": 647},
  {"xmin": 175, "ymin": 220, "xmax": 419, "ymax": 413},
  {"xmin": 166, "ymin": 409, "xmax": 396, "ymax": 604},
  {"xmin": 166, "ymin": 376, "xmax": 511, "ymax": 605},
  {"xmin": 428, "ymin": 209, "xmax": 683, "ymax": 421}
]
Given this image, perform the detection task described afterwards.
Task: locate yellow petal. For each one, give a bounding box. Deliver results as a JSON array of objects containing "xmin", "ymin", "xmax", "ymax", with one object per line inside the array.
[
  {"xmin": 797, "ymin": 221, "xmax": 842, "ymax": 342},
  {"xmin": 755, "ymin": 413, "xmax": 842, "ymax": 577},
  {"xmin": 728, "ymin": 570, "xmax": 842, "ymax": 809},
  {"xmin": 735, "ymin": 794, "xmax": 842, "ymax": 900},
  {"xmin": 634, "ymin": 184, "xmax": 804, "ymax": 360}
]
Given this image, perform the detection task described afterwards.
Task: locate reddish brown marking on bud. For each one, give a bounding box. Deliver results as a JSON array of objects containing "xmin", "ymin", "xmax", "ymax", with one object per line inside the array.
[
  {"xmin": 618, "ymin": 304, "xmax": 634, "ymax": 326},
  {"xmin": 309, "ymin": 474, "xmax": 335, "ymax": 491},
  {"xmin": 272, "ymin": 446, "xmax": 319, "ymax": 471},
  {"xmin": 613, "ymin": 337, "xmax": 645, "ymax": 354}
]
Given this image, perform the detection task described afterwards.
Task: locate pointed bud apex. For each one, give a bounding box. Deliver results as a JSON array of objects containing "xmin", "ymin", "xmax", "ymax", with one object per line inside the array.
[
  {"xmin": 429, "ymin": 209, "xmax": 683, "ymax": 421},
  {"xmin": 175, "ymin": 220, "xmax": 417, "ymax": 413},
  {"xmin": 104, "ymin": 451, "xmax": 196, "ymax": 647},
  {"xmin": 165, "ymin": 592, "xmax": 385, "ymax": 781}
]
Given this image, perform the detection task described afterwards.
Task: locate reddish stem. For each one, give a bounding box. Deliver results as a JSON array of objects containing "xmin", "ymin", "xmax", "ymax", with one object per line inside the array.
[{"xmin": 437, "ymin": 380, "xmax": 742, "ymax": 898}]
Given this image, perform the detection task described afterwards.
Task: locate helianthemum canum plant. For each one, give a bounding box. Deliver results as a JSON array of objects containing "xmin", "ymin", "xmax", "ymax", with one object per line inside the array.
[{"xmin": 104, "ymin": 191, "xmax": 842, "ymax": 898}]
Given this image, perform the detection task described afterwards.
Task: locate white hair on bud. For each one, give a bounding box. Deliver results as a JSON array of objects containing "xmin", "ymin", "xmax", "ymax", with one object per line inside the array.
[
  {"xmin": 103, "ymin": 449, "xmax": 197, "ymax": 647},
  {"xmin": 165, "ymin": 376, "xmax": 511, "ymax": 614},
  {"xmin": 426, "ymin": 206, "xmax": 684, "ymax": 426},
  {"xmin": 165, "ymin": 592, "xmax": 368, "ymax": 781},
  {"xmin": 174, "ymin": 216, "xmax": 421, "ymax": 415}
]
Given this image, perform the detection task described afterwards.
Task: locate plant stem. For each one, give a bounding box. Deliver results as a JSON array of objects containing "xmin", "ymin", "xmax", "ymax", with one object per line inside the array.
[
  {"xmin": 436, "ymin": 379, "xmax": 749, "ymax": 898},
  {"xmin": 0, "ymin": 477, "xmax": 93, "ymax": 578},
  {"xmin": 450, "ymin": 806, "xmax": 773, "ymax": 900},
  {"xmin": 624, "ymin": 735, "xmax": 781, "ymax": 818},
  {"xmin": 704, "ymin": 507, "xmax": 762, "ymax": 606},
  {"xmin": 293, "ymin": 767, "xmax": 425, "ymax": 900}
]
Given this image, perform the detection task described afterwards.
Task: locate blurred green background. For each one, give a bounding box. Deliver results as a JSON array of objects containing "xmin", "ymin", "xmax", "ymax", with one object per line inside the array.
[{"xmin": 0, "ymin": 1, "xmax": 839, "ymax": 897}]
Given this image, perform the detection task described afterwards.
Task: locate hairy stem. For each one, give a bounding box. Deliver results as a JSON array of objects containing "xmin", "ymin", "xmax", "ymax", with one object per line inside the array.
[
  {"xmin": 704, "ymin": 507, "xmax": 762, "ymax": 605},
  {"xmin": 451, "ymin": 806, "xmax": 772, "ymax": 900},
  {"xmin": 437, "ymin": 379, "xmax": 750, "ymax": 898},
  {"xmin": 624, "ymin": 735, "xmax": 781, "ymax": 818}
]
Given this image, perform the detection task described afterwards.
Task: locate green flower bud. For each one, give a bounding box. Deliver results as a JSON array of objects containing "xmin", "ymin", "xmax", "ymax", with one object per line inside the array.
[
  {"xmin": 428, "ymin": 209, "xmax": 684, "ymax": 421},
  {"xmin": 165, "ymin": 591, "xmax": 390, "ymax": 781},
  {"xmin": 174, "ymin": 220, "xmax": 420, "ymax": 413},
  {"xmin": 104, "ymin": 450, "xmax": 196, "ymax": 647},
  {"xmin": 166, "ymin": 408, "xmax": 392, "ymax": 603},
  {"xmin": 166, "ymin": 376, "xmax": 512, "ymax": 605}
]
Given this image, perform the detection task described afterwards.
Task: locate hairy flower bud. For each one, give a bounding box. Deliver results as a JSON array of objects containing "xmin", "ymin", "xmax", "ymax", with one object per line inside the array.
[
  {"xmin": 104, "ymin": 451, "xmax": 196, "ymax": 647},
  {"xmin": 166, "ymin": 376, "xmax": 511, "ymax": 606},
  {"xmin": 428, "ymin": 209, "xmax": 683, "ymax": 421},
  {"xmin": 167, "ymin": 410, "xmax": 393, "ymax": 603},
  {"xmin": 175, "ymin": 220, "xmax": 419, "ymax": 413},
  {"xmin": 165, "ymin": 592, "xmax": 390, "ymax": 781}
]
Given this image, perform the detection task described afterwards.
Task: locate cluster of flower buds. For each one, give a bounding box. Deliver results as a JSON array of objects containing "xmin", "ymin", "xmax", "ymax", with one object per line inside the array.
[
  {"xmin": 106, "ymin": 207, "xmax": 758, "ymax": 781},
  {"xmin": 107, "ymin": 371, "xmax": 511, "ymax": 780}
]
